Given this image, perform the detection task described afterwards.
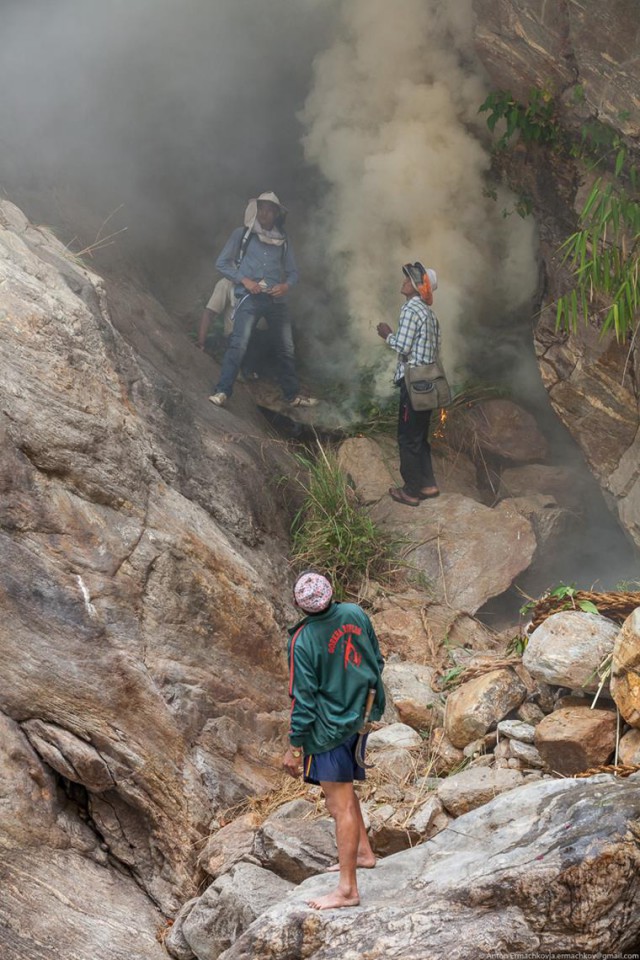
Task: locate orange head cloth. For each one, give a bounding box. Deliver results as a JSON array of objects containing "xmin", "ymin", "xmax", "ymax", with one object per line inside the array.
[{"xmin": 417, "ymin": 273, "xmax": 433, "ymax": 305}]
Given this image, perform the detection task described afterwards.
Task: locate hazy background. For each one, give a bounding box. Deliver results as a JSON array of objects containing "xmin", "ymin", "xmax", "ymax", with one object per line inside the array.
[
  {"xmin": 0, "ymin": 0, "xmax": 539, "ymax": 387},
  {"xmin": 0, "ymin": 0, "xmax": 333, "ymax": 314}
]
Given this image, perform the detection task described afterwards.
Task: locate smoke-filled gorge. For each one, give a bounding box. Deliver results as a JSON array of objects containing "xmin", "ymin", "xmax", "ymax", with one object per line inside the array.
[{"xmin": 1, "ymin": 2, "xmax": 640, "ymax": 959}]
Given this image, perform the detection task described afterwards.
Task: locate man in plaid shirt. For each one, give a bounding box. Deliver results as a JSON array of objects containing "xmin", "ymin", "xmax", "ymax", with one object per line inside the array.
[{"xmin": 377, "ymin": 262, "xmax": 441, "ymax": 507}]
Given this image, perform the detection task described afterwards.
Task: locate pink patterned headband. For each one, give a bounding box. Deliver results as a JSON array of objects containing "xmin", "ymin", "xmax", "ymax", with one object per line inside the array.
[{"xmin": 294, "ymin": 573, "xmax": 333, "ymax": 613}]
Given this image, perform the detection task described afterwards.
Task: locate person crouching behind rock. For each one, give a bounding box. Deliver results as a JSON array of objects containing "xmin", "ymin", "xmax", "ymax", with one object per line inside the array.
[{"xmin": 283, "ymin": 572, "xmax": 386, "ymax": 909}]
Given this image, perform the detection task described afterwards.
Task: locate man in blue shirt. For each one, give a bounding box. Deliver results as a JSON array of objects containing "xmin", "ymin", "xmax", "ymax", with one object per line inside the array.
[{"xmin": 208, "ymin": 192, "xmax": 318, "ymax": 408}]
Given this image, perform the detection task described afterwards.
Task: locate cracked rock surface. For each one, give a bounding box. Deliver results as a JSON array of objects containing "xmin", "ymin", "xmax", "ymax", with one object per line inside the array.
[{"xmin": 0, "ymin": 198, "xmax": 296, "ymax": 952}]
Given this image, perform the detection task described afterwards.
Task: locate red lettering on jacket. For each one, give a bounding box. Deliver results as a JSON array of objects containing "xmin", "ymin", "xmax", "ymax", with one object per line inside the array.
[
  {"xmin": 343, "ymin": 635, "xmax": 362, "ymax": 670},
  {"xmin": 328, "ymin": 623, "xmax": 362, "ymax": 653}
]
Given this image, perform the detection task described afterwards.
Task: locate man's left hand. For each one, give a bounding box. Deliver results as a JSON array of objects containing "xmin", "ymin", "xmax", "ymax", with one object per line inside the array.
[
  {"xmin": 283, "ymin": 747, "xmax": 302, "ymax": 778},
  {"xmin": 270, "ymin": 283, "xmax": 289, "ymax": 299},
  {"xmin": 377, "ymin": 322, "xmax": 392, "ymax": 340}
]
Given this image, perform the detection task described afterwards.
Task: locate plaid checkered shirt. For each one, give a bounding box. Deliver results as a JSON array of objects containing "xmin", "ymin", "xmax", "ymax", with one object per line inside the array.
[{"xmin": 385, "ymin": 297, "xmax": 441, "ymax": 383}]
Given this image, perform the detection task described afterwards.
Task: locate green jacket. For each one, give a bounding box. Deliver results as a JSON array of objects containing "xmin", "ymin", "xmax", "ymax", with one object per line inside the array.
[{"xmin": 287, "ymin": 602, "xmax": 386, "ymax": 756}]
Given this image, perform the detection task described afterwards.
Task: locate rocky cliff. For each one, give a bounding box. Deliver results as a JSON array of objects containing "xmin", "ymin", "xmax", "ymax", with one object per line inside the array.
[
  {"xmin": 473, "ymin": 0, "xmax": 640, "ymax": 548},
  {"xmin": 0, "ymin": 198, "xmax": 298, "ymax": 954}
]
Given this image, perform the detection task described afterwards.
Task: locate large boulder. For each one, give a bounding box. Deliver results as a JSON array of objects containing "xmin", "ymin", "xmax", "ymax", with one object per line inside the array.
[
  {"xmin": 619, "ymin": 729, "xmax": 640, "ymax": 766},
  {"xmin": 337, "ymin": 437, "xmax": 395, "ymax": 505},
  {"xmin": 382, "ymin": 659, "xmax": 443, "ymax": 731},
  {"xmin": 220, "ymin": 776, "xmax": 640, "ymax": 959},
  {"xmin": 372, "ymin": 494, "xmax": 536, "ymax": 613},
  {"xmin": 370, "ymin": 590, "xmax": 496, "ymax": 665},
  {"xmin": 534, "ymin": 707, "xmax": 617, "ymax": 775},
  {"xmin": 523, "ymin": 611, "xmax": 620, "ymax": 694},
  {"xmin": 444, "ymin": 668, "xmax": 528, "ymax": 748},
  {"xmin": 198, "ymin": 813, "xmax": 261, "ymax": 880},
  {"xmin": 448, "ymin": 399, "xmax": 549, "ymax": 464},
  {"xmin": 253, "ymin": 817, "xmax": 337, "ymax": 883},
  {"xmin": 436, "ymin": 766, "xmax": 532, "ymax": 816},
  {"xmin": 181, "ymin": 862, "xmax": 294, "ymax": 960}
]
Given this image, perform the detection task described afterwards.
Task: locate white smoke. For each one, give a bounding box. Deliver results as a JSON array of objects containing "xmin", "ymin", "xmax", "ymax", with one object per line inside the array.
[{"xmin": 300, "ymin": 0, "xmax": 539, "ymax": 385}]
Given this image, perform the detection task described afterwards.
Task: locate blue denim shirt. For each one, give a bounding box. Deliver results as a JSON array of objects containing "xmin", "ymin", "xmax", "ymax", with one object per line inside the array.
[{"xmin": 216, "ymin": 227, "xmax": 299, "ymax": 298}]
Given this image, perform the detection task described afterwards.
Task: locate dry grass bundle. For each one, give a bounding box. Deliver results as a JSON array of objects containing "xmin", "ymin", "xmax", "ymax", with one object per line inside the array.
[
  {"xmin": 432, "ymin": 655, "xmax": 522, "ymax": 692},
  {"xmin": 529, "ymin": 589, "xmax": 640, "ymax": 631},
  {"xmin": 572, "ymin": 763, "xmax": 640, "ymax": 779}
]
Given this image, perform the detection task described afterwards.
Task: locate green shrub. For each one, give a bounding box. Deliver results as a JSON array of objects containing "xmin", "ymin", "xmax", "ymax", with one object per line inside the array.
[
  {"xmin": 290, "ymin": 444, "xmax": 402, "ymax": 600},
  {"xmin": 479, "ymin": 88, "xmax": 560, "ymax": 150}
]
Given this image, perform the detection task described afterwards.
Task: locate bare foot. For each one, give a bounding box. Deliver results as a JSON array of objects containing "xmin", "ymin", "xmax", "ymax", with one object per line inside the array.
[
  {"xmin": 306, "ymin": 889, "xmax": 360, "ymax": 910},
  {"xmin": 325, "ymin": 857, "xmax": 376, "ymax": 872}
]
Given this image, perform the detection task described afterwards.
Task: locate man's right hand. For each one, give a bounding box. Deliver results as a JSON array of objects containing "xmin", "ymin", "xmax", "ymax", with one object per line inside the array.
[
  {"xmin": 241, "ymin": 278, "xmax": 262, "ymax": 295},
  {"xmin": 283, "ymin": 747, "xmax": 302, "ymax": 779}
]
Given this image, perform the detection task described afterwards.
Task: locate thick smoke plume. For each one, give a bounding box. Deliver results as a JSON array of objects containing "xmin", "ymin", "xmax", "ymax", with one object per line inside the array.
[
  {"xmin": 0, "ymin": 0, "xmax": 331, "ymax": 313},
  {"xmin": 2, "ymin": 0, "xmax": 536, "ymax": 388},
  {"xmin": 300, "ymin": 0, "xmax": 539, "ymax": 386}
]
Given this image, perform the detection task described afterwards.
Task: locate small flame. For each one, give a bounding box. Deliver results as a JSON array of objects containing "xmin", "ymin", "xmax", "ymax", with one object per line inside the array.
[{"xmin": 433, "ymin": 408, "xmax": 448, "ymax": 440}]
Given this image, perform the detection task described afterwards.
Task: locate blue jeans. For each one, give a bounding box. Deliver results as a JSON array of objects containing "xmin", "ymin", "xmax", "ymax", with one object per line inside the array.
[{"xmin": 214, "ymin": 293, "xmax": 299, "ymax": 400}]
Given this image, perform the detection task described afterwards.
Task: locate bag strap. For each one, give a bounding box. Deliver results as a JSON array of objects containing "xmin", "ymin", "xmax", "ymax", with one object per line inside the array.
[{"xmin": 234, "ymin": 226, "xmax": 289, "ymax": 269}]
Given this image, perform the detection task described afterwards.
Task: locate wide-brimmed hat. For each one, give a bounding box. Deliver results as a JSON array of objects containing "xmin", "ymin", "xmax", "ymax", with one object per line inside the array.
[{"xmin": 254, "ymin": 191, "xmax": 287, "ymax": 213}]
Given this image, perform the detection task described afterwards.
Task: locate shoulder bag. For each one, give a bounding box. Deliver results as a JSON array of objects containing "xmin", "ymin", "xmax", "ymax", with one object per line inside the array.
[{"xmin": 404, "ymin": 351, "xmax": 452, "ymax": 411}]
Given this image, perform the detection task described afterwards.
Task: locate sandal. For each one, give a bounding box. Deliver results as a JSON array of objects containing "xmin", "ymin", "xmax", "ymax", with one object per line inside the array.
[
  {"xmin": 389, "ymin": 487, "xmax": 420, "ymax": 507},
  {"xmin": 417, "ymin": 488, "xmax": 440, "ymax": 500}
]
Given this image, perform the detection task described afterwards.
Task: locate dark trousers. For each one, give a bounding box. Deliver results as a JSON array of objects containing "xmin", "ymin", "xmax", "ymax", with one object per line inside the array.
[
  {"xmin": 215, "ymin": 293, "xmax": 299, "ymax": 400},
  {"xmin": 397, "ymin": 381, "xmax": 436, "ymax": 496}
]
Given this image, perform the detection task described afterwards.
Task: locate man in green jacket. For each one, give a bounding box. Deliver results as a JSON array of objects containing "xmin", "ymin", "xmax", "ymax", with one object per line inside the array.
[{"xmin": 283, "ymin": 572, "xmax": 385, "ymax": 909}]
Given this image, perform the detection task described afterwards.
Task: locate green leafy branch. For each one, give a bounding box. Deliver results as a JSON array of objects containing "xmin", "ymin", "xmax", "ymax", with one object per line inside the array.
[
  {"xmin": 519, "ymin": 583, "xmax": 599, "ymax": 619},
  {"xmin": 556, "ymin": 177, "xmax": 640, "ymax": 340},
  {"xmin": 479, "ymin": 88, "xmax": 560, "ymax": 150}
]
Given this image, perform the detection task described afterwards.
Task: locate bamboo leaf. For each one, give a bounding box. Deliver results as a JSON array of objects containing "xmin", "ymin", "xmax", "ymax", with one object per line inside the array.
[{"xmin": 581, "ymin": 181, "xmax": 601, "ymax": 219}]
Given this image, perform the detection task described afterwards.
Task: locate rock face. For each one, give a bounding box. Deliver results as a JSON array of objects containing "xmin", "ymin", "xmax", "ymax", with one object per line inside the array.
[
  {"xmin": 0, "ymin": 199, "xmax": 296, "ymax": 941},
  {"xmin": 0, "ymin": 715, "xmax": 166, "ymax": 959},
  {"xmin": 473, "ymin": 0, "xmax": 640, "ymax": 138},
  {"xmin": 472, "ymin": 0, "xmax": 640, "ymax": 548},
  {"xmin": 220, "ymin": 776, "xmax": 640, "ymax": 959}
]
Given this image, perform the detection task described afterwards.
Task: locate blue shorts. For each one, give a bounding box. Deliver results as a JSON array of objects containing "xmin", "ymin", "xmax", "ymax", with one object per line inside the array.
[{"xmin": 303, "ymin": 732, "xmax": 368, "ymax": 785}]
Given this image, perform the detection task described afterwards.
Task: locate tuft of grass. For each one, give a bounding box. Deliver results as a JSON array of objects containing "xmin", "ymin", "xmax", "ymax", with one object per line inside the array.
[{"xmin": 290, "ymin": 442, "xmax": 404, "ymax": 601}]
